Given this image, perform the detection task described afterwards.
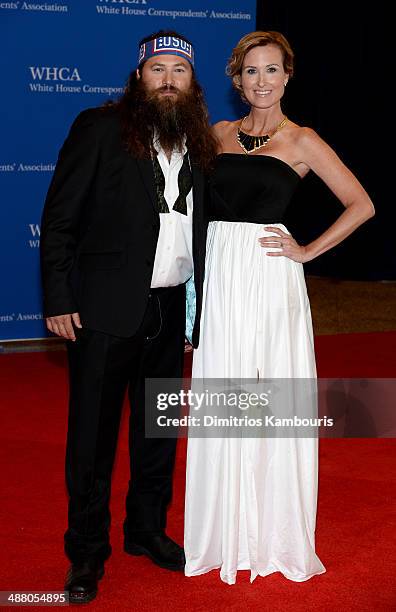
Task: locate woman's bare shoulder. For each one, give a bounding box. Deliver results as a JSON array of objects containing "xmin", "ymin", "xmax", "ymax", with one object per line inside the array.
[
  {"xmin": 212, "ymin": 119, "xmax": 239, "ymax": 137},
  {"xmin": 286, "ymin": 121, "xmax": 322, "ymax": 146}
]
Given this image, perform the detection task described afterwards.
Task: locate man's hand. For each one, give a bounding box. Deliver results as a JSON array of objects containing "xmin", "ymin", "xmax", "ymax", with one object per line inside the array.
[{"xmin": 46, "ymin": 312, "xmax": 82, "ymax": 341}]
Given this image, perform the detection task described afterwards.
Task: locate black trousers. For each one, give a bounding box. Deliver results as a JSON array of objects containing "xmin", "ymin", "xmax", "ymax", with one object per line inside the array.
[{"xmin": 64, "ymin": 283, "xmax": 186, "ymax": 564}]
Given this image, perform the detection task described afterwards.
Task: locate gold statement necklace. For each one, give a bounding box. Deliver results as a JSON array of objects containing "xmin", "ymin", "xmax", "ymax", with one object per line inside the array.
[{"xmin": 237, "ymin": 115, "xmax": 288, "ymax": 154}]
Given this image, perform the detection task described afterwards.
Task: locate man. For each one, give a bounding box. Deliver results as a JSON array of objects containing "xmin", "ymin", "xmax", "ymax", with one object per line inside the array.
[{"xmin": 40, "ymin": 30, "xmax": 217, "ymax": 604}]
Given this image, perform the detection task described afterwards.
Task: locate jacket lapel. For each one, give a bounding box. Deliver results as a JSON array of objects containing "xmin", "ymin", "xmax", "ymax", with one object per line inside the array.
[
  {"xmin": 134, "ymin": 157, "xmax": 157, "ymax": 212},
  {"xmin": 191, "ymin": 161, "xmax": 204, "ymax": 222},
  {"xmin": 191, "ymin": 161, "xmax": 205, "ymax": 261}
]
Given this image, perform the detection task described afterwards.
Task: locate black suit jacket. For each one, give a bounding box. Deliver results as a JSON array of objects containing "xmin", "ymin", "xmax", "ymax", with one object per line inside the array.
[{"xmin": 40, "ymin": 107, "xmax": 206, "ymax": 347}]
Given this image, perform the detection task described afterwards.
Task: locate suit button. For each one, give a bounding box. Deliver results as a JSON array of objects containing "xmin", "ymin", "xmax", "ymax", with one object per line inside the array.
[
  {"xmin": 146, "ymin": 259, "xmax": 152, "ymax": 267},
  {"xmin": 152, "ymin": 223, "xmax": 159, "ymax": 230}
]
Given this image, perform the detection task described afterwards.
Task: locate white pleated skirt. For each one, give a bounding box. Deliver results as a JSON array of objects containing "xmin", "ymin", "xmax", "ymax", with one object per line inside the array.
[{"xmin": 184, "ymin": 221, "xmax": 326, "ymax": 584}]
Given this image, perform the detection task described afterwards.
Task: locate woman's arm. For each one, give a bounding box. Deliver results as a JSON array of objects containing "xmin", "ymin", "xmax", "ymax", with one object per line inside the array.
[{"xmin": 261, "ymin": 128, "xmax": 375, "ymax": 262}]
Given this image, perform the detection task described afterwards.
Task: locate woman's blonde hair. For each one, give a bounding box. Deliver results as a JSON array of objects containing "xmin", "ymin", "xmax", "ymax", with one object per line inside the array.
[{"xmin": 227, "ymin": 31, "xmax": 294, "ymax": 99}]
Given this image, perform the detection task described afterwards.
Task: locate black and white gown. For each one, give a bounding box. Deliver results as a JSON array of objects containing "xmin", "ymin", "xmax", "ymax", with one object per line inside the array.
[{"xmin": 184, "ymin": 153, "xmax": 326, "ymax": 584}]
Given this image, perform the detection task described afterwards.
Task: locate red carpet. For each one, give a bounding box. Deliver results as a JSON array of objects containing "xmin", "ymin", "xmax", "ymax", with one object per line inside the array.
[{"xmin": 0, "ymin": 331, "xmax": 395, "ymax": 611}]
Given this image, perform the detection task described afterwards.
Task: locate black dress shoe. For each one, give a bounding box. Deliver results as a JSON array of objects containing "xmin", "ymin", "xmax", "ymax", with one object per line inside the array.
[
  {"xmin": 124, "ymin": 533, "xmax": 185, "ymax": 571},
  {"xmin": 65, "ymin": 560, "xmax": 104, "ymax": 604}
]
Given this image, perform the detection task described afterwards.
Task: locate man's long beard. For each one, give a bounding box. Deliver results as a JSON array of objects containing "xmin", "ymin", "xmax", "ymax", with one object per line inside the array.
[{"xmin": 135, "ymin": 81, "xmax": 198, "ymax": 154}]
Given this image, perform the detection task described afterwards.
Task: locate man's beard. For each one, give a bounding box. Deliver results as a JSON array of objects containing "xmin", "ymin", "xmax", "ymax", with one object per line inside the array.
[{"xmin": 136, "ymin": 81, "xmax": 198, "ymax": 154}]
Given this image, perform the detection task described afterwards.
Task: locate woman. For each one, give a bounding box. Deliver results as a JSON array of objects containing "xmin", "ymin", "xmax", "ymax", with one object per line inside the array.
[{"xmin": 184, "ymin": 31, "xmax": 374, "ymax": 584}]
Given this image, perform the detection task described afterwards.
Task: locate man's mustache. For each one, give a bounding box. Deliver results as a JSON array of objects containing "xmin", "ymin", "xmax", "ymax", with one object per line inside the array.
[{"xmin": 155, "ymin": 85, "xmax": 180, "ymax": 94}]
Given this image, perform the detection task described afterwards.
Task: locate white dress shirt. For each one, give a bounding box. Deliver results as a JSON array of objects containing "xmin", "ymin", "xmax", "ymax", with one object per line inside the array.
[{"xmin": 150, "ymin": 138, "xmax": 194, "ymax": 288}]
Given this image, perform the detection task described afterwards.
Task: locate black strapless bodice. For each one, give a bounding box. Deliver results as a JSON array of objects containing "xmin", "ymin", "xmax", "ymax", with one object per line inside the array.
[{"xmin": 209, "ymin": 153, "xmax": 301, "ymax": 223}]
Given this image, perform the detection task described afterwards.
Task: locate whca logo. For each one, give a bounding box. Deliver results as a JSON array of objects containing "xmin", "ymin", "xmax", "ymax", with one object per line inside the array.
[{"xmin": 29, "ymin": 67, "xmax": 82, "ymax": 82}]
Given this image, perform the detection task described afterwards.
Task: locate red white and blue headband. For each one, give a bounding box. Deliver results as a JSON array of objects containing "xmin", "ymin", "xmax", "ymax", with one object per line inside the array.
[{"xmin": 138, "ymin": 36, "xmax": 195, "ymax": 67}]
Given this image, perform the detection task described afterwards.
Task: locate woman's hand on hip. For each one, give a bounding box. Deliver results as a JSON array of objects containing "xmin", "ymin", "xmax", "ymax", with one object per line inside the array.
[{"xmin": 259, "ymin": 227, "xmax": 311, "ymax": 263}]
